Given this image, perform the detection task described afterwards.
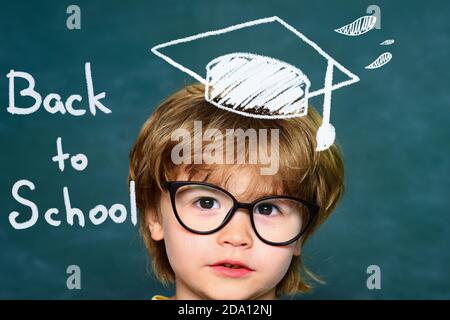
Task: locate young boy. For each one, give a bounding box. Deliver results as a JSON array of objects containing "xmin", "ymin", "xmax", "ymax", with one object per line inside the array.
[{"xmin": 128, "ymin": 83, "xmax": 344, "ymax": 300}]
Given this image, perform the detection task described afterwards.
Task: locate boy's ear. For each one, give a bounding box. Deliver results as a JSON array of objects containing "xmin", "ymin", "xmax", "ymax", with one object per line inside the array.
[
  {"xmin": 293, "ymin": 240, "xmax": 302, "ymax": 256},
  {"xmin": 146, "ymin": 208, "xmax": 164, "ymax": 241}
]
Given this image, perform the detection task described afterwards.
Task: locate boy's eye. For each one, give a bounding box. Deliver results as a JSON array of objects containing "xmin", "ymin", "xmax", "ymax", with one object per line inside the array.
[
  {"xmin": 255, "ymin": 203, "xmax": 280, "ymax": 216},
  {"xmin": 195, "ymin": 197, "xmax": 219, "ymax": 210}
]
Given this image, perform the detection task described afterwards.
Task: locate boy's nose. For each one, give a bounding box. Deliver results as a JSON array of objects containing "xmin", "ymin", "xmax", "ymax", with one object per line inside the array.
[{"xmin": 216, "ymin": 209, "xmax": 253, "ymax": 248}]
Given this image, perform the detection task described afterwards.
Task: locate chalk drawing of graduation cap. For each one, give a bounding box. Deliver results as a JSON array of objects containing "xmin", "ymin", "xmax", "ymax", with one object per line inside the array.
[{"xmin": 151, "ymin": 16, "xmax": 360, "ymax": 151}]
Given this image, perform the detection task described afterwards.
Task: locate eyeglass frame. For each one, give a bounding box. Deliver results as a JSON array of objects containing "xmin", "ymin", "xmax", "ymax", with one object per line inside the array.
[{"xmin": 161, "ymin": 181, "xmax": 320, "ymax": 246}]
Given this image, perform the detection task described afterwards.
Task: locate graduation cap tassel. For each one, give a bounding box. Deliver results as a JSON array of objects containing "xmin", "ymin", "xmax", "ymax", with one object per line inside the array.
[{"xmin": 316, "ymin": 60, "xmax": 336, "ymax": 151}]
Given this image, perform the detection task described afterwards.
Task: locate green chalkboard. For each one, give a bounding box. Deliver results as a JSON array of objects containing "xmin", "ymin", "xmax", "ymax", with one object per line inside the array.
[{"xmin": 1, "ymin": 0, "xmax": 449, "ymax": 299}]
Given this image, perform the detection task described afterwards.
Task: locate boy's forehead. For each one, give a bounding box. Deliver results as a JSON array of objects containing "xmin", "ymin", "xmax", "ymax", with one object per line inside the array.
[{"xmin": 174, "ymin": 164, "xmax": 284, "ymax": 200}]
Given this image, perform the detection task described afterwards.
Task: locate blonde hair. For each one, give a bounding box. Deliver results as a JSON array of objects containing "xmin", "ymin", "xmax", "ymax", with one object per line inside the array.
[{"xmin": 128, "ymin": 83, "xmax": 345, "ymax": 297}]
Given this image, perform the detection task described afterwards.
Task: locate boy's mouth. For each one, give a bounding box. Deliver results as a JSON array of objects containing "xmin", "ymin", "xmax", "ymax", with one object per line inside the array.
[
  {"xmin": 210, "ymin": 260, "xmax": 253, "ymax": 270},
  {"xmin": 222, "ymin": 263, "xmax": 242, "ymax": 269},
  {"xmin": 209, "ymin": 260, "xmax": 254, "ymax": 278}
]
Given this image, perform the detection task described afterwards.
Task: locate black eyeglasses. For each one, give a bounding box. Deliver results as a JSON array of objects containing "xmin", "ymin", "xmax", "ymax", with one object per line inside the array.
[{"xmin": 162, "ymin": 181, "xmax": 319, "ymax": 246}]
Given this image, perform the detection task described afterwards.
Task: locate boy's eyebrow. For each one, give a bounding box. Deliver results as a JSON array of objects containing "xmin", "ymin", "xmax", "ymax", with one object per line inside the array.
[
  {"xmin": 187, "ymin": 167, "xmax": 285, "ymax": 198},
  {"xmin": 245, "ymin": 189, "xmax": 282, "ymax": 199},
  {"xmin": 204, "ymin": 171, "xmax": 232, "ymax": 190},
  {"xmin": 200, "ymin": 172, "xmax": 211, "ymax": 183},
  {"xmin": 224, "ymin": 174, "xmax": 232, "ymax": 188},
  {"xmin": 189, "ymin": 171, "xmax": 222, "ymax": 186}
]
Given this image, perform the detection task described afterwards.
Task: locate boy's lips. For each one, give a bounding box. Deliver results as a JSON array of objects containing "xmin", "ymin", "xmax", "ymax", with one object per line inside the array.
[{"xmin": 209, "ymin": 260, "xmax": 254, "ymax": 278}]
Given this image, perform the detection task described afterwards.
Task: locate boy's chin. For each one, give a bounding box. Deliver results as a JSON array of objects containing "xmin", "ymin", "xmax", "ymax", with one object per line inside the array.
[
  {"xmin": 208, "ymin": 293, "xmax": 251, "ymax": 300},
  {"xmin": 201, "ymin": 287, "xmax": 273, "ymax": 300}
]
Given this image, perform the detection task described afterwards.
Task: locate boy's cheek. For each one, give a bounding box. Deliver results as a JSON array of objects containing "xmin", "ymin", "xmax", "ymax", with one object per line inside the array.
[{"xmin": 165, "ymin": 230, "xmax": 212, "ymax": 274}]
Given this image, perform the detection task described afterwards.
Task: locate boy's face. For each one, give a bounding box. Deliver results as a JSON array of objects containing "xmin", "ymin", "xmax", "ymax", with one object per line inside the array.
[{"xmin": 147, "ymin": 166, "xmax": 301, "ymax": 300}]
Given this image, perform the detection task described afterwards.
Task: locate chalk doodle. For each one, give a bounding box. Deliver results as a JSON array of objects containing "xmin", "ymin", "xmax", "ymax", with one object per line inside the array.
[
  {"xmin": 151, "ymin": 16, "xmax": 360, "ymax": 151},
  {"xmin": 365, "ymin": 52, "xmax": 392, "ymax": 69},
  {"xmin": 380, "ymin": 39, "xmax": 395, "ymax": 46},
  {"xmin": 334, "ymin": 15, "xmax": 377, "ymax": 36}
]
